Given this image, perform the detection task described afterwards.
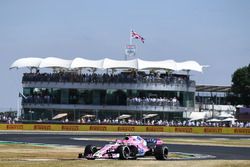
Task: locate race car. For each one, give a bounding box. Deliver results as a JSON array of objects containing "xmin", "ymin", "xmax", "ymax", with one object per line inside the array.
[{"xmin": 78, "ymin": 135, "xmax": 168, "ymax": 160}]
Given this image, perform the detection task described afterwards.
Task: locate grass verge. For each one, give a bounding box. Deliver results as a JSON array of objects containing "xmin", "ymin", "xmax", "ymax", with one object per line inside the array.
[
  {"xmin": 0, "ymin": 160, "xmax": 250, "ymax": 167},
  {"xmin": 0, "ymin": 143, "xmax": 249, "ymax": 167}
]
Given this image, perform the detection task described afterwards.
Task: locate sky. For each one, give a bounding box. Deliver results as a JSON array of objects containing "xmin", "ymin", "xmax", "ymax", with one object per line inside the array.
[{"xmin": 0, "ymin": 0, "xmax": 249, "ymax": 110}]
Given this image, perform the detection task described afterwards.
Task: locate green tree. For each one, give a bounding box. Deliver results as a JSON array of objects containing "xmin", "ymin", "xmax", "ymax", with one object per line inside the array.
[{"xmin": 231, "ymin": 64, "xmax": 250, "ymax": 106}]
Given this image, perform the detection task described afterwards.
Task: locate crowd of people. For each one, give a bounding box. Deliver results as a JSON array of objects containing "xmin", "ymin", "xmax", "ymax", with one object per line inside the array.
[
  {"xmin": 127, "ymin": 97, "xmax": 179, "ymax": 107},
  {"xmin": 0, "ymin": 112, "xmax": 19, "ymax": 124},
  {"xmin": 23, "ymin": 94, "xmax": 52, "ymax": 104},
  {"xmin": 22, "ymin": 94, "xmax": 180, "ymax": 107},
  {"xmin": 1, "ymin": 113, "xmax": 250, "ymax": 128},
  {"xmin": 73, "ymin": 118, "xmax": 250, "ymax": 128},
  {"xmin": 22, "ymin": 72, "xmax": 192, "ymax": 86}
]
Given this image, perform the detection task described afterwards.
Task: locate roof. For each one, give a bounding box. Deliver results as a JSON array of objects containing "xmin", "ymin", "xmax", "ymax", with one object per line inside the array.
[
  {"xmin": 39, "ymin": 57, "xmax": 72, "ymax": 69},
  {"xmin": 137, "ymin": 59, "xmax": 177, "ymax": 70},
  {"xmin": 103, "ymin": 58, "xmax": 138, "ymax": 69},
  {"xmin": 9, "ymin": 57, "xmax": 43, "ymax": 69},
  {"xmin": 188, "ymin": 112, "xmax": 206, "ymax": 121},
  {"xmin": 52, "ymin": 113, "xmax": 67, "ymax": 120},
  {"xmin": 10, "ymin": 57, "xmax": 206, "ymax": 72},
  {"xmin": 71, "ymin": 58, "xmax": 104, "ymax": 69},
  {"xmin": 196, "ymin": 85, "xmax": 231, "ymax": 92},
  {"xmin": 143, "ymin": 114, "xmax": 158, "ymax": 119}
]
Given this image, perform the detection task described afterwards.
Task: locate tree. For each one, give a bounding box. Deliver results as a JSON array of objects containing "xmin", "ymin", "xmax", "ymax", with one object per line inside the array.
[{"xmin": 231, "ymin": 64, "xmax": 250, "ymax": 106}]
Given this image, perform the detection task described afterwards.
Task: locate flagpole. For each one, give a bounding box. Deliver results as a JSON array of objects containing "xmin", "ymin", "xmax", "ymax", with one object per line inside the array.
[
  {"xmin": 126, "ymin": 29, "xmax": 132, "ymax": 60},
  {"xmin": 129, "ymin": 29, "xmax": 132, "ymax": 45},
  {"xmin": 125, "ymin": 29, "xmax": 137, "ymax": 60}
]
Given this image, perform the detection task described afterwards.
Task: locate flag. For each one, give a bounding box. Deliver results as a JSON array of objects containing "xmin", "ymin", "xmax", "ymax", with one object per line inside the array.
[{"xmin": 131, "ymin": 30, "xmax": 145, "ymax": 43}]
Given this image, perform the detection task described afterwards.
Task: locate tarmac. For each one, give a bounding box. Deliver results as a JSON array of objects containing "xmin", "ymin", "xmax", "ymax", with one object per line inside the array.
[{"xmin": 0, "ymin": 131, "xmax": 249, "ymax": 160}]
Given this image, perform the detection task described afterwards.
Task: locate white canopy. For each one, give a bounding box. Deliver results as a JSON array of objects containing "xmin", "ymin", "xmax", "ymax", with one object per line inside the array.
[
  {"xmin": 71, "ymin": 58, "xmax": 104, "ymax": 69},
  {"xmin": 117, "ymin": 114, "xmax": 131, "ymax": 120},
  {"xmin": 176, "ymin": 61, "xmax": 203, "ymax": 72},
  {"xmin": 82, "ymin": 114, "xmax": 96, "ymax": 118},
  {"xmin": 39, "ymin": 57, "xmax": 72, "ymax": 69},
  {"xmin": 222, "ymin": 117, "xmax": 237, "ymax": 122},
  {"xmin": 188, "ymin": 112, "xmax": 206, "ymax": 121},
  {"xmin": 137, "ymin": 59, "xmax": 177, "ymax": 70},
  {"xmin": 10, "ymin": 57, "xmax": 206, "ymax": 72},
  {"xmin": 52, "ymin": 113, "xmax": 67, "ymax": 120},
  {"xmin": 10, "ymin": 57, "xmax": 43, "ymax": 69},
  {"xmin": 103, "ymin": 58, "xmax": 138, "ymax": 69},
  {"xmin": 143, "ymin": 114, "xmax": 158, "ymax": 119},
  {"xmin": 206, "ymin": 118, "xmax": 221, "ymax": 122}
]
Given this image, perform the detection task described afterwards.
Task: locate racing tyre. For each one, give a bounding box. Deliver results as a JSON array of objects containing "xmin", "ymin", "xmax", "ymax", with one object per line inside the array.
[
  {"xmin": 154, "ymin": 145, "xmax": 168, "ymax": 160},
  {"xmin": 83, "ymin": 145, "xmax": 98, "ymax": 159},
  {"xmin": 129, "ymin": 145, "xmax": 138, "ymax": 160},
  {"xmin": 117, "ymin": 145, "xmax": 130, "ymax": 160}
]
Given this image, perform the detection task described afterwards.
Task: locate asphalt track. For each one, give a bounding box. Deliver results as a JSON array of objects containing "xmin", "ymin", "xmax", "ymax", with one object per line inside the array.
[{"xmin": 0, "ymin": 131, "xmax": 250, "ymax": 160}]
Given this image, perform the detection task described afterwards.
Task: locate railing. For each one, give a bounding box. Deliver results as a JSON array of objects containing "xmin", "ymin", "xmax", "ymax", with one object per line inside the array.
[
  {"xmin": 22, "ymin": 103, "xmax": 189, "ymax": 112},
  {"xmin": 22, "ymin": 73, "xmax": 195, "ymax": 87},
  {"xmin": 23, "ymin": 81, "xmax": 196, "ymax": 92}
]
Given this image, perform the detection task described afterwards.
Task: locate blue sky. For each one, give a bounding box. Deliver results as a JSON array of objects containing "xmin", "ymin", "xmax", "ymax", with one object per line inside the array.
[{"xmin": 0, "ymin": 0, "xmax": 249, "ymax": 109}]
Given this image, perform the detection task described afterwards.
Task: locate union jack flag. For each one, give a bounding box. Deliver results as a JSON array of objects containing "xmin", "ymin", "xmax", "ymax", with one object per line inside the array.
[{"xmin": 131, "ymin": 30, "xmax": 145, "ymax": 43}]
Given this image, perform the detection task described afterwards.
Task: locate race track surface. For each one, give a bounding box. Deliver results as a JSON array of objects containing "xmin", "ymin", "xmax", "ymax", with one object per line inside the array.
[{"xmin": 0, "ymin": 131, "xmax": 249, "ymax": 160}]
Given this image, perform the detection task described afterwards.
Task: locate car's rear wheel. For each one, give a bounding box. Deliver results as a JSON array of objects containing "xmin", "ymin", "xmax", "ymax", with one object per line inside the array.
[
  {"xmin": 84, "ymin": 145, "xmax": 98, "ymax": 160},
  {"xmin": 117, "ymin": 145, "xmax": 130, "ymax": 160},
  {"xmin": 154, "ymin": 145, "xmax": 168, "ymax": 160}
]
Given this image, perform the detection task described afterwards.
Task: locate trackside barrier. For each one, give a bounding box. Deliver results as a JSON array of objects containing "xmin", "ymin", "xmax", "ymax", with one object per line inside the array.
[{"xmin": 0, "ymin": 124, "xmax": 249, "ymax": 135}]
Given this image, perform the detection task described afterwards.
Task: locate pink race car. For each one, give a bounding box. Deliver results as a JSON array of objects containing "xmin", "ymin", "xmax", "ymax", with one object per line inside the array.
[{"xmin": 78, "ymin": 135, "xmax": 168, "ymax": 160}]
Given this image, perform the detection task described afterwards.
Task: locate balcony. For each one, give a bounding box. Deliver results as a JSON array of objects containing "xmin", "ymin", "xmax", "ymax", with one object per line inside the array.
[
  {"xmin": 23, "ymin": 81, "xmax": 195, "ymax": 92},
  {"xmin": 22, "ymin": 103, "xmax": 193, "ymax": 112},
  {"xmin": 22, "ymin": 73, "xmax": 196, "ymax": 92}
]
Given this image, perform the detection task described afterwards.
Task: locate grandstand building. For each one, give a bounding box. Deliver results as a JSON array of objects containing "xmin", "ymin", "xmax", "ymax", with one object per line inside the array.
[
  {"xmin": 11, "ymin": 57, "xmax": 205, "ymax": 122},
  {"xmin": 192, "ymin": 85, "xmax": 235, "ymax": 120}
]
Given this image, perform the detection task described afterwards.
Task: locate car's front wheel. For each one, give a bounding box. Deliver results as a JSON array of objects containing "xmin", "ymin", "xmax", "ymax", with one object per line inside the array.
[
  {"xmin": 154, "ymin": 145, "xmax": 168, "ymax": 160},
  {"xmin": 117, "ymin": 145, "xmax": 130, "ymax": 160},
  {"xmin": 83, "ymin": 145, "xmax": 98, "ymax": 160}
]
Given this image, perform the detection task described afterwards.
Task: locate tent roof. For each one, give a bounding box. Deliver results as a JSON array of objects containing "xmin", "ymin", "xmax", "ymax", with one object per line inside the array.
[
  {"xmin": 71, "ymin": 58, "xmax": 104, "ymax": 69},
  {"xmin": 188, "ymin": 112, "xmax": 206, "ymax": 121},
  {"xmin": 82, "ymin": 114, "xmax": 96, "ymax": 118},
  {"xmin": 10, "ymin": 57, "xmax": 43, "ymax": 69},
  {"xmin": 137, "ymin": 59, "xmax": 177, "ymax": 70},
  {"xmin": 103, "ymin": 58, "xmax": 138, "ymax": 69},
  {"xmin": 143, "ymin": 114, "xmax": 158, "ymax": 119},
  {"xmin": 176, "ymin": 61, "xmax": 203, "ymax": 72},
  {"xmin": 52, "ymin": 113, "xmax": 67, "ymax": 120},
  {"xmin": 206, "ymin": 118, "xmax": 221, "ymax": 122},
  {"xmin": 117, "ymin": 114, "xmax": 131, "ymax": 119},
  {"xmin": 10, "ymin": 57, "xmax": 206, "ymax": 72},
  {"xmin": 39, "ymin": 57, "xmax": 72, "ymax": 69},
  {"xmin": 222, "ymin": 117, "xmax": 237, "ymax": 122}
]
